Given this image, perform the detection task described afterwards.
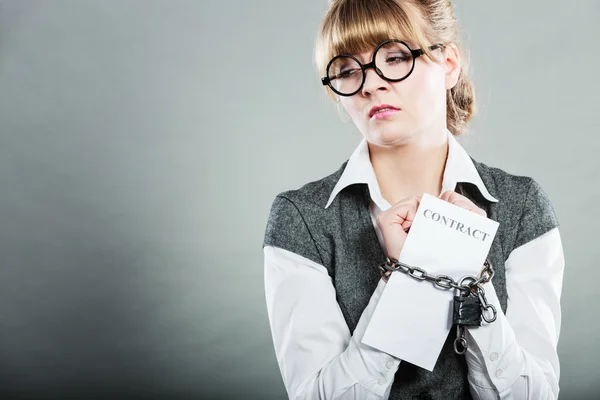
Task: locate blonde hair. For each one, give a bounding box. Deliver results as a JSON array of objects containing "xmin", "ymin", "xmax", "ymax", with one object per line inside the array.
[{"xmin": 314, "ymin": 0, "xmax": 475, "ymax": 136}]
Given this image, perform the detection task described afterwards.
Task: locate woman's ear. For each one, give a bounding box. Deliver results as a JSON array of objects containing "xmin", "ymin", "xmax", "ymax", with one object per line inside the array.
[{"xmin": 444, "ymin": 43, "xmax": 461, "ymax": 90}]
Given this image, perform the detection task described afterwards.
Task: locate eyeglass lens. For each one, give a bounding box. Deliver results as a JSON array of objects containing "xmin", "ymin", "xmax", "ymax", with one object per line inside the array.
[{"xmin": 327, "ymin": 41, "xmax": 414, "ymax": 95}]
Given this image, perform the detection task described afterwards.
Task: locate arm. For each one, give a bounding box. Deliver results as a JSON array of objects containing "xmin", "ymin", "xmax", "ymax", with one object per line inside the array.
[
  {"xmin": 465, "ymin": 180, "xmax": 564, "ymax": 399},
  {"xmin": 264, "ymin": 246, "xmax": 400, "ymax": 399}
]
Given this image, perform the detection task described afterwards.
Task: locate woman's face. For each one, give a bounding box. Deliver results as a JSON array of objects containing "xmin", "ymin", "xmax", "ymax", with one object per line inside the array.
[{"xmin": 338, "ymin": 42, "xmax": 460, "ymax": 147}]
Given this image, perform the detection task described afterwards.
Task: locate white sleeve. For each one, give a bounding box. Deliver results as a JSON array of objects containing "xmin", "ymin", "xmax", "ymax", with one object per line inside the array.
[
  {"xmin": 264, "ymin": 245, "xmax": 401, "ymax": 399},
  {"xmin": 465, "ymin": 227, "xmax": 564, "ymax": 399}
]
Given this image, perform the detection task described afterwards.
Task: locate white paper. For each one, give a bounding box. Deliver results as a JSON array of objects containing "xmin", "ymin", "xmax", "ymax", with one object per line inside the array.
[{"xmin": 361, "ymin": 193, "xmax": 499, "ymax": 371}]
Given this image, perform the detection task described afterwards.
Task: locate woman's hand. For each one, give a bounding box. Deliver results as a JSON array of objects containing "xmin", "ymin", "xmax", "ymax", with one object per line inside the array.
[
  {"xmin": 375, "ymin": 195, "xmax": 422, "ymax": 260},
  {"xmin": 377, "ymin": 191, "xmax": 486, "ymax": 260},
  {"xmin": 439, "ymin": 190, "xmax": 487, "ymax": 217}
]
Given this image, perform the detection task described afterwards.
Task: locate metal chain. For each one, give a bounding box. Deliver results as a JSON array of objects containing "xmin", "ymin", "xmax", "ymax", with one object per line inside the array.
[
  {"xmin": 378, "ymin": 257, "xmax": 497, "ymax": 354},
  {"xmin": 379, "ymin": 257, "xmax": 494, "ymax": 293}
]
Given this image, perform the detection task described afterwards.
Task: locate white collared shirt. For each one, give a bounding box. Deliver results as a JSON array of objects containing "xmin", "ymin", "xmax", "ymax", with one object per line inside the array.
[{"xmin": 264, "ymin": 131, "xmax": 564, "ymax": 399}]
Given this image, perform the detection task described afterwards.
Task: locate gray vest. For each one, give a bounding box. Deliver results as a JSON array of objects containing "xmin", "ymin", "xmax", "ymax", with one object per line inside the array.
[{"xmin": 264, "ymin": 158, "xmax": 558, "ymax": 400}]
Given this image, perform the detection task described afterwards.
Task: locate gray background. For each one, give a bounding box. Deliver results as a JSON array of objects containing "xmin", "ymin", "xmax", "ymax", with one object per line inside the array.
[{"xmin": 0, "ymin": 0, "xmax": 597, "ymax": 399}]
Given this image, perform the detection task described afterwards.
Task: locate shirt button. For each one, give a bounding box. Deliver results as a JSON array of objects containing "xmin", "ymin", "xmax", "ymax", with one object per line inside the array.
[
  {"xmin": 490, "ymin": 352, "xmax": 499, "ymax": 361},
  {"xmin": 386, "ymin": 360, "xmax": 395, "ymax": 369},
  {"xmin": 495, "ymin": 369, "xmax": 503, "ymax": 378},
  {"xmin": 378, "ymin": 377, "xmax": 387, "ymax": 385}
]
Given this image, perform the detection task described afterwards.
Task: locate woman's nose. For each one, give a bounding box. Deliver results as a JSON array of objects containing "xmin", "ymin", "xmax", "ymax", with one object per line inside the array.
[{"xmin": 361, "ymin": 67, "xmax": 390, "ymax": 96}]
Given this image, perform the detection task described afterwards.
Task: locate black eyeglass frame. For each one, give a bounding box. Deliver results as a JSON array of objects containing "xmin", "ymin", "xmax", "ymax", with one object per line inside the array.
[{"xmin": 321, "ymin": 39, "xmax": 445, "ymax": 97}]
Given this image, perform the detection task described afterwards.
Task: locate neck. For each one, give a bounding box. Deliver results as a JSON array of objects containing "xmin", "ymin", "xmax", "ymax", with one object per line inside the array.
[{"xmin": 368, "ymin": 129, "xmax": 449, "ymax": 206}]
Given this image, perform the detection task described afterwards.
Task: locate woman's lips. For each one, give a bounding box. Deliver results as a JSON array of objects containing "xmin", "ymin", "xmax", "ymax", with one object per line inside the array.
[{"xmin": 370, "ymin": 108, "xmax": 400, "ymax": 120}]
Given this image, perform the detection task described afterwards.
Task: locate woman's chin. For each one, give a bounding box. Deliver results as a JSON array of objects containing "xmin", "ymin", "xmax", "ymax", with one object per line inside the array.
[{"xmin": 368, "ymin": 130, "xmax": 413, "ymax": 147}]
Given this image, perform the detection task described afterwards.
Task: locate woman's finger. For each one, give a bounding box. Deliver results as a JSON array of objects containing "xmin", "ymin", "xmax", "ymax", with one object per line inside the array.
[{"xmin": 439, "ymin": 190, "xmax": 487, "ymax": 217}]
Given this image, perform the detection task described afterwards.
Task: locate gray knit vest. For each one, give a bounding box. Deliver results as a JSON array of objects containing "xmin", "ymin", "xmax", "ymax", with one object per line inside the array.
[{"xmin": 263, "ymin": 158, "xmax": 558, "ymax": 400}]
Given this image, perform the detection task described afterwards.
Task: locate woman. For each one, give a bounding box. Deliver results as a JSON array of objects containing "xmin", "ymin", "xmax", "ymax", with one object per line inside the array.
[{"xmin": 263, "ymin": 0, "xmax": 564, "ymax": 399}]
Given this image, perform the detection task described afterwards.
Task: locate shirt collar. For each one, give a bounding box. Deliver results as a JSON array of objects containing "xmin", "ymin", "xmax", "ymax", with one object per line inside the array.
[{"xmin": 324, "ymin": 129, "xmax": 499, "ymax": 210}]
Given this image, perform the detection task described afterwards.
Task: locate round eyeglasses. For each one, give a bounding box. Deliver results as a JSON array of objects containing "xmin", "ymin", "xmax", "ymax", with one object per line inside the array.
[{"xmin": 321, "ymin": 40, "xmax": 445, "ymax": 97}]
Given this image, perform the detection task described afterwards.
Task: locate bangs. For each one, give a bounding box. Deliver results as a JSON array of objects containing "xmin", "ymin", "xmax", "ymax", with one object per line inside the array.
[{"xmin": 315, "ymin": 0, "xmax": 434, "ymax": 78}]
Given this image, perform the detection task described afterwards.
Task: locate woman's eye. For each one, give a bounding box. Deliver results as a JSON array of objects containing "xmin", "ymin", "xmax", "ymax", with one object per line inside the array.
[
  {"xmin": 386, "ymin": 55, "xmax": 410, "ymax": 63},
  {"xmin": 339, "ymin": 69, "xmax": 359, "ymax": 78}
]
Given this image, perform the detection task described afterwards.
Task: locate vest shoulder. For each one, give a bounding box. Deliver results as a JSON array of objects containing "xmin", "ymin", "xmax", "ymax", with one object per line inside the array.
[
  {"xmin": 275, "ymin": 161, "xmax": 347, "ymax": 208},
  {"xmin": 472, "ymin": 158, "xmax": 558, "ymax": 245},
  {"xmin": 263, "ymin": 162, "xmax": 348, "ymax": 266},
  {"xmin": 472, "ymin": 158, "xmax": 537, "ymax": 199}
]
